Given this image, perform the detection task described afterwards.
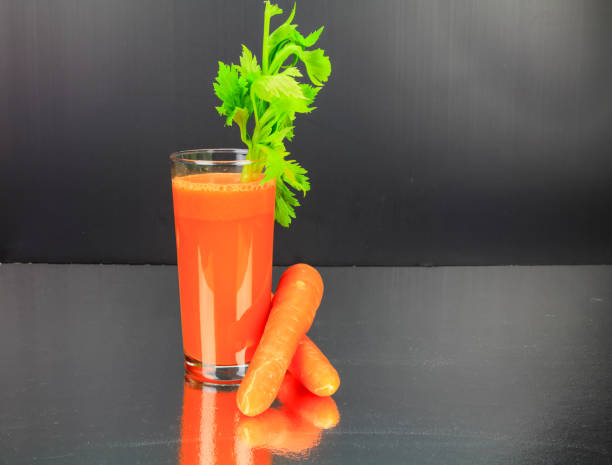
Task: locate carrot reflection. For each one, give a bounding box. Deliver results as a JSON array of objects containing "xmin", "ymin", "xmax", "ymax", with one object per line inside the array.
[
  {"xmin": 277, "ymin": 372, "xmax": 340, "ymax": 430},
  {"xmin": 178, "ymin": 373, "xmax": 340, "ymax": 463},
  {"xmin": 237, "ymin": 373, "xmax": 340, "ymax": 456},
  {"xmin": 237, "ymin": 407, "xmax": 322, "ymax": 455}
]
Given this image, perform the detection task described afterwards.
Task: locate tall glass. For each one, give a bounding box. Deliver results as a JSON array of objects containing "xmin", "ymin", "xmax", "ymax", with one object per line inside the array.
[{"xmin": 170, "ymin": 149, "xmax": 275, "ymax": 384}]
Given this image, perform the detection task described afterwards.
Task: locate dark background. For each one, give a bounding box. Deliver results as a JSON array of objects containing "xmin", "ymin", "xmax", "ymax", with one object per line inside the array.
[{"xmin": 1, "ymin": 0, "xmax": 611, "ymax": 266}]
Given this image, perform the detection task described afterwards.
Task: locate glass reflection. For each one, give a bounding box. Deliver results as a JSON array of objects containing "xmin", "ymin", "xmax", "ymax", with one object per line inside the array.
[{"xmin": 178, "ymin": 373, "xmax": 340, "ymax": 464}]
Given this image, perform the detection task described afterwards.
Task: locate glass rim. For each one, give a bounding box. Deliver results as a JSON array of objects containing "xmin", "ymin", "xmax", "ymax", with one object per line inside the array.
[{"xmin": 170, "ymin": 148, "xmax": 259, "ymax": 166}]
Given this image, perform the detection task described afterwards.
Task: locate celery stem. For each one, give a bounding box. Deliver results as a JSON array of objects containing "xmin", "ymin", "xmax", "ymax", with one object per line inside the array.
[{"xmin": 262, "ymin": 4, "xmax": 270, "ymax": 74}]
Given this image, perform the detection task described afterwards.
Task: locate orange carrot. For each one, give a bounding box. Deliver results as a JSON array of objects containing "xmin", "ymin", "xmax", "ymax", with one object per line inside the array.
[
  {"xmin": 289, "ymin": 336, "xmax": 340, "ymax": 396},
  {"xmin": 269, "ymin": 293, "xmax": 339, "ymax": 396},
  {"xmin": 237, "ymin": 264, "xmax": 324, "ymax": 416},
  {"xmin": 277, "ymin": 372, "xmax": 340, "ymax": 429}
]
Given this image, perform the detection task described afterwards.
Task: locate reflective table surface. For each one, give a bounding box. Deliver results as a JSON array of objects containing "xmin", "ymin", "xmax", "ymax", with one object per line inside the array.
[{"xmin": 1, "ymin": 264, "xmax": 611, "ymax": 464}]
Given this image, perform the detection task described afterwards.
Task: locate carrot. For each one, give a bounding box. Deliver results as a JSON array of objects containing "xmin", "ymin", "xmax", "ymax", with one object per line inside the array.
[
  {"xmin": 237, "ymin": 264, "xmax": 324, "ymax": 416},
  {"xmin": 289, "ymin": 336, "xmax": 340, "ymax": 396},
  {"xmin": 268, "ymin": 293, "xmax": 339, "ymax": 396},
  {"xmin": 277, "ymin": 372, "xmax": 340, "ymax": 429}
]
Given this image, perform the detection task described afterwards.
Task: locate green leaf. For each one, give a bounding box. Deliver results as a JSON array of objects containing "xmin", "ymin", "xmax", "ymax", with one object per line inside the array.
[
  {"xmin": 303, "ymin": 27, "xmax": 324, "ymax": 47},
  {"xmin": 256, "ymin": 120, "xmax": 274, "ymax": 142},
  {"xmin": 271, "ymin": 94, "xmax": 314, "ymax": 114},
  {"xmin": 269, "ymin": 25, "xmax": 323, "ymax": 56},
  {"xmin": 283, "ymin": 159, "xmax": 310, "ymax": 194},
  {"xmin": 266, "ymin": 3, "xmax": 322, "ymax": 59},
  {"xmin": 213, "ymin": 61, "xmax": 248, "ymax": 124},
  {"xmin": 298, "ymin": 48, "xmax": 331, "ymax": 86},
  {"xmin": 274, "ymin": 113, "xmax": 296, "ymax": 141},
  {"xmin": 266, "ymin": 3, "xmax": 296, "ymax": 53},
  {"xmin": 265, "ymin": 1, "xmax": 283, "ymax": 17},
  {"xmin": 299, "ymin": 83, "xmax": 320, "ymax": 104},
  {"xmin": 261, "ymin": 145, "xmax": 287, "ymax": 183},
  {"xmin": 238, "ymin": 45, "xmax": 261, "ymax": 83},
  {"xmin": 274, "ymin": 181, "xmax": 299, "ymax": 227},
  {"xmin": 267, "ymin": 126, "xmax": 294, "ymax": 146},
  {"xmin": 282, "ymin": 66, "xmax": 302, "ymax": 78},
  {"xmin": 258, "ymin": 142, "xmax": 311, "ymax": 227},
  {"xmin": 268, "ymin": 24, "xmax": 297, "ymax": 55},
  {"xmin": 251, "ymin": 74, "xmax": 306, "ymax": 101}
]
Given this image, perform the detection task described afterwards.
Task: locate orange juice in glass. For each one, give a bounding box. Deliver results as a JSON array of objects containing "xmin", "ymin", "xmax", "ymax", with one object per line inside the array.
[{"xmin": 170, "ymin": 149, "xmax": 275, "ymax": 384}]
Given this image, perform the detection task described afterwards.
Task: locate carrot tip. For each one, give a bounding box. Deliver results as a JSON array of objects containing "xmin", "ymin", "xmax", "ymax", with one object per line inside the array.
[{"xmin": 313, "ymin": 384, "xmax": 337, "ymax": 396}]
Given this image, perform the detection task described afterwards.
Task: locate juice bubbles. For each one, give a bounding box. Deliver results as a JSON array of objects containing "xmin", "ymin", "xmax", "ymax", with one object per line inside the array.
[{"xmin": 172, "ymin": 172, "xmax": 275, "ymax": 382}]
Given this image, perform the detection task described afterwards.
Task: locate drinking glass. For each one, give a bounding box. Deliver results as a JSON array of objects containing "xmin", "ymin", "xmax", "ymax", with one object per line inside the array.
[{"xmin": 170, "ymin": 149, "xmax": 275, "ymax": 384}]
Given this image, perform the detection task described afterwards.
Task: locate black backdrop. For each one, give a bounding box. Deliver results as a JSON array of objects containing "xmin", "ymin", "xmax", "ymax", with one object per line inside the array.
[{"xmin": 1, "ymin": 0, "xmax": 611, "ymax": 265}]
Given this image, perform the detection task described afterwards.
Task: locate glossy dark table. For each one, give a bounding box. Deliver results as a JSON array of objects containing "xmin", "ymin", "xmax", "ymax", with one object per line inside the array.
[{"xmin": 1, "ymin": 264, "xmax": 611, "ymax": 464}]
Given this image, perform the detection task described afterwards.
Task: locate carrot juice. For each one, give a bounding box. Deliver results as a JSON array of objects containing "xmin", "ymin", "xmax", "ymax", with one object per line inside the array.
[{"xmin": 171, "ymin": 159, "xmax": 275, "ymax": 383}]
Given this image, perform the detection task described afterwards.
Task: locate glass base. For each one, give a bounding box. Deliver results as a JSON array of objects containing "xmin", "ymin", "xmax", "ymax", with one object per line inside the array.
[
  {"xmin": 184, "ymin": 355, "xmax": 248, "ymax": 385},
  {"xmin": 184, "ymin": 374, "xmax": 240, "ymax": 391}
]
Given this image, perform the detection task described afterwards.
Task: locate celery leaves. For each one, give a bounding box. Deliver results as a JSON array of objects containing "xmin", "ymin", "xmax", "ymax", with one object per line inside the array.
[{"xmin": 213, "ymin": 1, "xmax": 331, "ymax": 227}]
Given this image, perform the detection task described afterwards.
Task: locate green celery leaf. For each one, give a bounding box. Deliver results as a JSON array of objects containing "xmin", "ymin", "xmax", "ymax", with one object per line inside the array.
[
  {"xmin": 267, "ymin": 126, "xmax": 294, "ymax": 146},
  {"xmin": 269, "ymin": 25, "xmax": 323, "ymax": 55},
  {"xmin": 261, "ymin": 146, "xmax": 286, "ymax": 182},
  {"xmin": 283, "ymin": 159, "xmax": 310, "ymax": 194},
  {"xmin": 298, "ymin": 48, "xmax": 331, "ymax": 86},
  {"xmin": 274, "ymin": 180, "xmax": 299, "ymax": 227},
  {"xmin": 266, "ymin": 3, "xmax": 322, "ymax": 57},
  {"xmin": 271, "ymin": 95, "xmax": 314, "ymax": 114},
  {"xmin": 251, "ymin": 74, "xmax": 306, "ymax": 101},
  {"xmin": 213, "ymin": 61, "xmax": 248, "ymax": 125},
  {"xmin": 266, "ymin": 3, "xmax": 296, "ymax": 54},
  {"xmin": 302, "ymin": 27, "xmax": 324, "ymax": 47},
  {"xmin": 273, "ymin": 113, "xmax": 296, "ymax": 141},
  {"xmin": 299, "ymin": 83, "xmax": 320, "ymax": 104},
  {"xmin": 238, "ymin": 45, "xmax": 261, "ymax": 83},
  {"xmin": 282, "ymin": 66, "xmax": 302, "ymax": 78},
  {"xmin": 257, "ymin": 120, "xmax": 274, "ymax": 142},
  {"xmin": 265, "ymin": 1, "xmax": 284, "ymax": 17}
]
